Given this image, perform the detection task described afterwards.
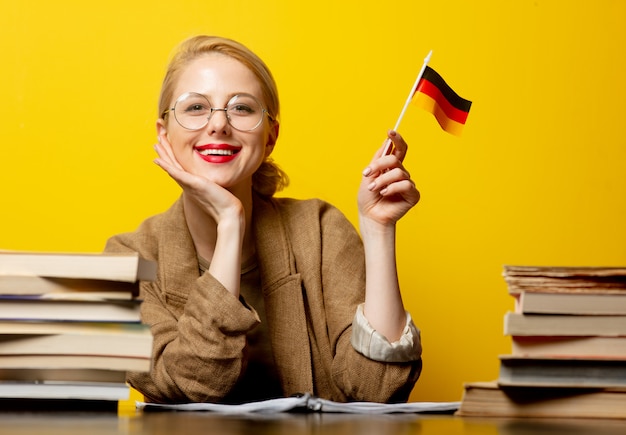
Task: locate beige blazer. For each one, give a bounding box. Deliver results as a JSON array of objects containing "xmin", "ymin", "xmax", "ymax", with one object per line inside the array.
[{"xmin": 105, "ymin": 194, "xmax": 421, "ymax": 403}]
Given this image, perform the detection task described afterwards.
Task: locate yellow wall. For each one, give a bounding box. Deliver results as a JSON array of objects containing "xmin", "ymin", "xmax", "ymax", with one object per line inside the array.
[{"xmin": 2, "ymin": 1, "xmax": 625, "ymax": 402}]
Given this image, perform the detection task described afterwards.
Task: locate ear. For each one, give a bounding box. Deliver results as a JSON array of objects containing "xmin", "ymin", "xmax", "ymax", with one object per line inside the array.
[
  {"xmin": 156, "ymin": 118, "xmax": 169, "ymax": 144},
  {"xmin": 264, "ymin": 120, "xmax": 279, "ymax": 158}
]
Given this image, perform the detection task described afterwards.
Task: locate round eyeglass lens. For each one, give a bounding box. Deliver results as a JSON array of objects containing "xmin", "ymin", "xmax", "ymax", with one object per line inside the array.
[{"xmin": 172, "ymin": 93, "xmax": 266, "ymax": 131}]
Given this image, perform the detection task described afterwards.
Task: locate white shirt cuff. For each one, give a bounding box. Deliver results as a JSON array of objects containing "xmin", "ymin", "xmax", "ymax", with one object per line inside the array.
[{"xmin": 350, "ymin": 303, "xmax": 422, "ymax": 362}]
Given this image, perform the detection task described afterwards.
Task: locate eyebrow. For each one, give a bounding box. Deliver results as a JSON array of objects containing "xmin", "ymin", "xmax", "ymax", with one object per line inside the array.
[{"xmin": 183, "ymin": 91, "xmax": 261, "ymax": 102}]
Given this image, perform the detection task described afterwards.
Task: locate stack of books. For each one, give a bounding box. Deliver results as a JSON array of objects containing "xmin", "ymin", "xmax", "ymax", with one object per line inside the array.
[
  {"xmin": 456, "ymin": 265, "xmax": 626, "ymax": 419},
  {"xmin": 0, "ymin": 250, "xmax": 155, "ymax": 403}
]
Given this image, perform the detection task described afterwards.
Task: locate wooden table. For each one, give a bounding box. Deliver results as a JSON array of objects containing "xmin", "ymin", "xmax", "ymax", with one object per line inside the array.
[{"xmin": 2, "ymin": 407, "xmax": 626, "ymax": 435}]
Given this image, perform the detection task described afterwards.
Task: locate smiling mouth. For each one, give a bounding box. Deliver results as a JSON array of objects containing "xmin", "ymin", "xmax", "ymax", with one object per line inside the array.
[{"xmin": 196, "ymin": 148, "xmax": 239, "ymax": 156}]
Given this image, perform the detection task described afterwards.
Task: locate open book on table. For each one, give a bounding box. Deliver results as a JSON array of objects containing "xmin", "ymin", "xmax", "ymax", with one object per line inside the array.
[{"xmin": 136, "ymin": 393, "xmax": 460, "ymax": 415}]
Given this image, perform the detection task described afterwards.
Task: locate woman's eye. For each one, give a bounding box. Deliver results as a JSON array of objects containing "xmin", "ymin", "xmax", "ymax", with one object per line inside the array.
[
  {"xmin": 186, "ymin": 104, "xmax": 207, "ymax": 113},
  {"xmin": 230, "ymin": 104, "xmax": 254, "ymax": 115}
]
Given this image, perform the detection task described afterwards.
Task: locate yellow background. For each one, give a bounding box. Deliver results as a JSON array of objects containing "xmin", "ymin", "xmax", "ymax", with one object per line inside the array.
[{"xmin": 2, "ymin": 1, "xmax": 625, "ymax": 402}]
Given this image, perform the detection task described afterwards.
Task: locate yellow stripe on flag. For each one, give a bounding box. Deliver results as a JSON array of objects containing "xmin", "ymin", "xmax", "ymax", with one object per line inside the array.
[{"xmin": 412, "ymin": 92, "xmax": 467, "ymax": 137}]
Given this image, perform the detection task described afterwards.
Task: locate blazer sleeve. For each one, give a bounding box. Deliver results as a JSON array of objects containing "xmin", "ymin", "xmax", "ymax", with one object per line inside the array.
[
  {"xmin": 351, "ymin": 303, "xmax": 422, "ymax": 363},
  {"xmin": 315, "ymin": 203, "xmax": 422, "ymax": 402},
  {"xmin": 105, "ymin": 226, "xmax": 259, "ymax": 403}
]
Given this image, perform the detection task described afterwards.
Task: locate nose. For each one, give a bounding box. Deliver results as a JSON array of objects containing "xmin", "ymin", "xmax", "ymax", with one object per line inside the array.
[{"xmin": 207, "ymin": 108, "xmax": 230, "ymax": 133}]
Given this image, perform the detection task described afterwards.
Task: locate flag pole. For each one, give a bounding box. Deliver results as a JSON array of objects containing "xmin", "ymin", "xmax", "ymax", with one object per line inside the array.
[{"xmin": 382, "ymin": 50, "xmax": 433, "ymax": 155}]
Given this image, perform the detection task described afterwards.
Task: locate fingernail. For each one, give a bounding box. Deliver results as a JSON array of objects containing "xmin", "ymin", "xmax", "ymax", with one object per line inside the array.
[
  {"xmin": 368, "ymin": 181, "xmax": 376, "ymax": 191},
  {"xmin": 362, "ymin": 167, "xmax": 372, "ymax": 176},
  {"xmin": 380, "ymin": 187, "xmax": 388, "ymax": 195}
]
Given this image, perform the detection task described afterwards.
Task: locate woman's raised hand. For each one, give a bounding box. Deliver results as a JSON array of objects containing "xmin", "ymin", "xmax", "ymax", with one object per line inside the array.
[{"xmin": 357, "ymin": 130, "xmax": 420, "ymax": 228}]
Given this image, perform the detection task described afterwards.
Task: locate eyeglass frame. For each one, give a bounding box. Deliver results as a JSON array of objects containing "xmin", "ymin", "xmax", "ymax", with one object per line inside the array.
[{"xmin": 162, "ymin": 92, "xmax": 275, "ymax": 132}]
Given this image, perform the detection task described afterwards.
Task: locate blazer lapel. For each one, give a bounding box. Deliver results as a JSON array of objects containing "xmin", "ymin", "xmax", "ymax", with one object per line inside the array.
[{"xmin": 253, "ymin": 195, "xmax": 314, "ymax": 395}]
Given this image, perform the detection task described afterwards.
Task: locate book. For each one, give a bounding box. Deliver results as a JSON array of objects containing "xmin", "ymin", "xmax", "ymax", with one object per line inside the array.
[
  {"xmin": 0, "ymin": 397, "xmax": 119, "ymax": 411},
  {"xmin": 0, "ymin": 297, "xmax": 141, "ymax": 322},
  {"xmin": 0, "ymin": 367, "xmax": 127, "ymax": 383},
  {"xmin": 137, "ymin": 392, "xmax": 461, "ymax": 415},
  {"xmin": 0, "ymin": 380, "xmax": 129, "ymax": 401},
  {"xmin": 0, "ymin": 250, "xmax": 154, "ymax": 403},
  {"xmin": 512, "ymin": 335, "xmax": 626, "ymax": 359},
  {"xmin": 503, "ymin": 265, "xmax": 626, "ymax": 295},
  {"xmin": 0, "ymin": 319, "xmax": 147, "ymax": 335},
  {"xmin": 457, "ymin": 264, "xmax": 626, "ymax": 419},
  {"xmin": 0, "ymin": 354, "xmax": 150, "ymax": 372},
  {"xmin": 0, "ymin": 322, "xmax": 152, "ymax": 358},
  {"xmin": 498, "ymin": 355, "xmax": 626, "ymax": 388},
  {"xmin": 0, "ymin": 250, "xmax": 157, "ymax": 283},
  {"xmin": 0, "ymin": 275, "xmax": 138, "ymax": 299},
  {"xmin": 503, "ymin": 312, "xmax": 626, "ymax": 336},
  {"xmin": 455, "ymin": 381, "xmax": 626, "ymax": 419},
  {"xmin": 517, "ymin": 291, "xmax": 626, "ymax": 315}
]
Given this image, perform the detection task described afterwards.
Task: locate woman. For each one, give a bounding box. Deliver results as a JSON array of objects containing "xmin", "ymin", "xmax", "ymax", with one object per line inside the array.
[{"xmin": 105, "ymin": 35, "xmax": 422, "ymax": 404}]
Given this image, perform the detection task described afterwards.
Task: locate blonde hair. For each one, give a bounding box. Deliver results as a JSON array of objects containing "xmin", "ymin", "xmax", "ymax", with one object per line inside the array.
[{"xmin": 159, "ymin": 35, "xmax": 289, "ymax": 197}]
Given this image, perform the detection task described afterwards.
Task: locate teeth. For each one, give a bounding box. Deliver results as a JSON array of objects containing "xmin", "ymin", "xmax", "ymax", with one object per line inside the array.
[{"xmin": 198, "ymin": 149, "xmax": 235, "ymax": 156}]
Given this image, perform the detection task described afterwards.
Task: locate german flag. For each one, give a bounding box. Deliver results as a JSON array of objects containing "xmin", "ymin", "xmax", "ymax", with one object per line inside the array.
[{"xmin": 412, "ymin": 66, "xmax": 472, "ymax": 136}]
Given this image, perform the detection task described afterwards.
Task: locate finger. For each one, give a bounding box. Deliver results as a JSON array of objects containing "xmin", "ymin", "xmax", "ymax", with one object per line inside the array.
[
  {"xmin": 156, "ymin": 137, "xmax": 177, "ymax": 163},
  {"xmin": 388, "ymin": 130, "xmax": 409, "ymax": 163},
  {"xmin": 380, "ymin": 179, "xmax": 420, "ymax": 203},
  {"xmin": 367, "ymin": 167, "xmax": 411, "ymax": 192},
  {"xmin": 154, "ymin": 156, "xmax": 196, "ymax": 191},
  {"xmin": 153, "ymin": 145, "xmax": 175, "ymax": 171},
  {"xmin": 154, "ymin": 144, "xmax": 174, "ymax": 167},
  {"xmin": 155, "ymin": 140, "xmax": 184, "ymax": 171},
  {"xmin": 365, "ymin": 151, "xmax": 410, "ymax": 179},
  {"xmin": 381, "ymin": 137, "xmax": 394, "ymax": 156},
  {"xmin": 364, "ymin": 131, "xmax": 409, "ymax": 177}
]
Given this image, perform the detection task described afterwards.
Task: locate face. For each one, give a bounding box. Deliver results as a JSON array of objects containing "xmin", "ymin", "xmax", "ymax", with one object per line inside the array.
[{"xmin": 158, "ymin": 53, "xmax": 277, "ymax": 193}]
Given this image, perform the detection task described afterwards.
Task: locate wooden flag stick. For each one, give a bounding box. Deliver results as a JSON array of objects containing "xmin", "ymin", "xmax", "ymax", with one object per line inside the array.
[{"xmin": 382, "ymin": 50, "xmax": 433, "ymax": 155}]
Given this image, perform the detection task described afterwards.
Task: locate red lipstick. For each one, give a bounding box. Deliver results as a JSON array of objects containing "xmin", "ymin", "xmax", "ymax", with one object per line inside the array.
[{"xmin": 195, "ymin": 144, "xmax": 241, "ymax": 164}]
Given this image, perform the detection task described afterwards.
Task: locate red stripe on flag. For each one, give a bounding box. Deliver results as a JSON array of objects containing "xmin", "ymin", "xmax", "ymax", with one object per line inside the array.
[
  {"xmin": 412, "ymin": 93, "xmax": 466, "ymax": 136},
  {"xmin": 415, "ymin": 79, "xmax": 469, "ymax": 125}
]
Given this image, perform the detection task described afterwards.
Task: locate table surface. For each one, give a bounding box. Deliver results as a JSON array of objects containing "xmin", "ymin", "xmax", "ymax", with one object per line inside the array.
[{"xmin": 2, "ymin": 408, "xmax": 626, "ymax": 435}]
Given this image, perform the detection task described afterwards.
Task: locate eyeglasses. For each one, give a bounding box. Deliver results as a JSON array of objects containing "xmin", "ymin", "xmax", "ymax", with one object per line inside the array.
[{"xmin": 163, "ymin": 92, "xmax": 272, "ymax": 132}]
